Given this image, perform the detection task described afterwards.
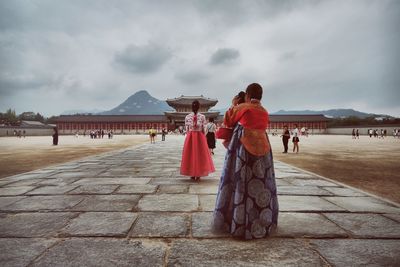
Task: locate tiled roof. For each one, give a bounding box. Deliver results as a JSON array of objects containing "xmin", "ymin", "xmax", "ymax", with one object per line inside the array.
[
  {"xmin": 55, "ymin": 115, "xmax": 168, "ymax": 123},
  {"xmin": 166, "ymin": 95, "xmax": 218, "ymax": 106}
]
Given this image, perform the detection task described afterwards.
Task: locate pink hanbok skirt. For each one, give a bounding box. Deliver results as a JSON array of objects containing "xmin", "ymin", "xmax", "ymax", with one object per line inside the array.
[{"xmin": 180, "ymin": 131, "xmax": 215, "ymax": 177}]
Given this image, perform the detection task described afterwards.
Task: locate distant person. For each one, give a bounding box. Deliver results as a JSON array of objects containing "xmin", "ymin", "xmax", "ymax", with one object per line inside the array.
[
  {"xmin": 292, "ymin": 124, "xmax": 299, "ymax": 153},
  {"xmin": 352, "ymin": 128, "xmax": 356, "ymax": 139},
  {"xmin": 374, "ymin": 129, "xmax": 378, "ymax": 138},
  {"xmin": 281, "ymin": 125, "xmax": 290, "ymax": 153},
  {"xmin": 149, "ymin": 128, "xmax": 156, "ymax": 144},
  {"xmin": 161, "ymin": 128, "xmax": 167, "ymax": 141},
  {"xmin": 384, "ymin": 129, "xmax": 387, "ymax": 138},
  {"xmin": 301, "ymin": 127, "xmax": 306, "ymax": 136},
  {"xmin": 368, "ymin": 129, "xmax": 373, "ymax": 138},
  {"xmin": 52, "ymin": 127, "xmax": 59, "ymax": 145},
  {"xmin": 22, "ymin": 130, "xmax": 26, "ymax": 138},
  {"xmin": 356, "ymin": 129, "xmax": 359, "ymax": 139},
  {"xmin": 180, "ymin": 100, "xmax": 215, "ymax": 181},
  {"xmin": 205, "ymin": 118, "xmax": 217, "ymax": 155},
  {"xmin": 108, "ymin": 131, "xmax": 111, "ymax": 139},
  {"xmin": 381, "ymin": 129, "xmax": 384, "ymax": 139},
  {"xmin": 13, "ymin": 129, "xmax": 17, "ymax": 137},
  {"xmin": 18, "ymin": 130, "xmax": 21, "ymax": 138},
  {"xmin": 101, "ymin": 129, "xmax": 105, "ymax": 138}
]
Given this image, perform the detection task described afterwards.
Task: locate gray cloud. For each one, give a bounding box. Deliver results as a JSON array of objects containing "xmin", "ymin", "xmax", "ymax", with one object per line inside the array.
[
  {"xmin": 0, "ymin": 0, "xmax": 399, "ymax": 117},
  {"xmin": 175, "ymin": 69, "xmax": 209, "ymax": 84},
  {"xmin": 210, "ymin": 48, "xmax": 240, "ymax": 65},
  {"xmin": 114, "ymin": 44, "xmax": 172, "ymax": 74}
]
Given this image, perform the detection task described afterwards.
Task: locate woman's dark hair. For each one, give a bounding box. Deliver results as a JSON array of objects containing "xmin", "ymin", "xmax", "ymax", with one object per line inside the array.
[
  {"xmin": 246, "ymin": 83, "xmax": 263, "ymax": 100},
  {"xmin": 237, "ymin": 91, "xmax": 246, "ymax": 104},
  {"xmin": 192, "ymin": 100, "xmax": 200, "ymax": 114},
  {"xmin": 209, "ymin": 117, "xmax": 214, "ymax": 123}
]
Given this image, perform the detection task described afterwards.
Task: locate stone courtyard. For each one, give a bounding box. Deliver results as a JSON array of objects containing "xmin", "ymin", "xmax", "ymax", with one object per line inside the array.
[{"xmin": 0, "ymin": 136, "xmax": 399, "ymax": 266}]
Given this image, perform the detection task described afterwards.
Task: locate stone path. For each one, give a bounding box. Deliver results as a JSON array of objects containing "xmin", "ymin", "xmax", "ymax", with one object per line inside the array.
[{"xmin": 0, "ymin": 136, "xmax": 399, "ymax": 266}]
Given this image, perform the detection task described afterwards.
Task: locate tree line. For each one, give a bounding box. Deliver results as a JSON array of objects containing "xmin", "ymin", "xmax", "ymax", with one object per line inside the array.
[
  {"xmin": 0, "ymin": 109, "xmax": 58, "ymax": 126},
  {"xmin": 328, "ymin": 116, "xmax": 400, "ymax": 127}
]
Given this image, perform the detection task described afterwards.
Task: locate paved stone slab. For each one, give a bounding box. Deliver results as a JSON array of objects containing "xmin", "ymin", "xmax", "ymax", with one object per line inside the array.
[
  {"xmin": 73, "ymin": 195, "xmax": 141, "ymax": 211},
  {"xmin": 0, "ymin": 186, "xmax": 36, "ymax": 196},
  {"xmin": 138, "ymin": 194, "xmax": 198, "ymax": 211},
  {"xmin": 31, "ymin": 238, "xmax": 166, "ymax": 267},
  {"xmin": 289, "ymin": 178, "xmax": 338, "ymax": 187},
  {"xmin": 192, "ymin": 212, "xmax": 229, "ymax": 238},
  {"xmin": 68, "ymin": 184, "xmax": 119, "ymax": 195},
  {"xmin": 37, "ymin": 178, "xmax": 80, "ymax": 186},
  {"xmin": 275, "ymin": 179, "xmax": 292, "ymax": 186},
  {"xmin": 277, "ymin": 186, "xmax": 333, "ymax": 196},
  {"xmin": 323, "ymin": 186, "xmax": 366, "ymax": 197},
  {"xmin": 130, "ymin": 213, "xmax": 188, "ymax": 237},
  {"xmin": 61, "ymin": 212, "xmax": 137, "ymax": 237},
  {"xmin": 73, "ymin": 177, "xmax": 151, "ymax": 185},
  {"xmin": 279, "ymin": 196, "xmax": 345, "ymax": 211},
  {"xmin": 26, "ymin": 185, "xmax": 79, "ymax": 195},
  {"xmin": 383, "ymin": 213, "xmax": 400, "ymax": 223},
  {"xmin": 0, "ymin": 238, "xmax": 57, "ymax": 267},
  {"xmin": 0, "ymin": 196, "xmax": 84, "ymax": 211},
  {"xmin": 116, "ymin": 184, "xmax": 158, "ymax": 194},
  {"xmin": 48, "ymin": 171, "xmax": 100, "ymax": 179},
  {"xmin": 0, "ymin": 196, "xmax": 26, "ymax": 208},
  {"xmin": 324, "ymin": 196, "xmax": 400, "ymax": 213},
  {"xmin": 276, "ymin": 213, "xmax": 348, "ymax": 238},
  {"xmin": 167, "ymin": 239, "xmax": 324, "ymax": 266},
  {"xmin": 310, "ymin": 239, "xmax": 400, "ymax": 267},
  {"xmin": 199, "ymin": 195, "xmax": 216, "ymax": 211},
  {"xmin": 0, "ymin": 212, "xmax": 77, "ymax": 237},
  {"xmin": 189, "ymin": 185, "xmax": 218, "ymax": 194},
  {"xmin": 157, "ymin": 185, "xmax": 189, "ymax": 194},
  {"xmin": 2, "ymin": 178, "xmax": 47, "ymax": 187},
  {"xmin": 324, "ymin": 213, "xmax": 400, "ymax": 238}
]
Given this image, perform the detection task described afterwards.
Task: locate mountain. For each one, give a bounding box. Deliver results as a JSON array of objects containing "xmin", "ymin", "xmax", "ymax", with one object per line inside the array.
[
  {"xmin": 99, "ymin": 90, "xmax": 172, "ymax": 115},
  {"xmin": 272, "ymin": 109, "xmax": 392, "ymax": 119}
]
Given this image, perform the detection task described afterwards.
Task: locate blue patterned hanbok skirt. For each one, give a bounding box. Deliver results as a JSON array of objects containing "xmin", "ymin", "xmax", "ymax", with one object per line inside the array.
[{"xmin": 213, "ymin": 124, "xmax": 279, "ymax": 239}]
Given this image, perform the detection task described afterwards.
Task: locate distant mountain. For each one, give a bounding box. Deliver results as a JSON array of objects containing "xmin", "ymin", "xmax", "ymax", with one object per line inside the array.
[
  {"xmin": 272, "ymin": 109, "xmax": 392, "ymax": 119},
  {"xmin": 99, "ymin": 90, "xmax": 172, "ymax": 115},
  {"xmin": 62, "ymin": 108, "xmax": 105, "ymax": 115}
]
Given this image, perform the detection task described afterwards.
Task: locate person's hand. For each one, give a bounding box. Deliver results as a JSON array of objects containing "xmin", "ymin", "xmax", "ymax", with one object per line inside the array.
[{"xmin": 231, "ymin": 95, "xmax": 240, "ymax": 106}]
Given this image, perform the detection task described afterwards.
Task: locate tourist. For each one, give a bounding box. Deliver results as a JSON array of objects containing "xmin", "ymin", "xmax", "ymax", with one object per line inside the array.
[
  {"xmin": 149, "ymin": 128, "xmax": 156, "ymax": 144},
  {"xmin": 292, "ymin": 124, "xmax": 300, "ymax": 153},
  {"xmin": 356, "ymin": 129, "xmax": 359, "ymax": 139},
  {"xmin": 281, "ymin": 125, "xmax": 290, "ymax": 153},
  {"xmin": 381, "ymin": 129, "xmax": 384, "ymax": 139},
  {"xmin": 352, "ymin": 128, "xmax": 356, "ymax": 139},
  {"xmin": 368, "ymin": 129, "xmax": 373, "ymax": 138},
  {"xmin": 180, "ymin": 100, "xmax": 215, "ymax": 181},
  {"xmin": 22, "ymin": 130, "xmax": 26, "ymax": 138},
  {"xmin": 161, "ymin": 128, "xmax": 167, "ymax": 141},
  {"xmin": 212, "ymin": 83, "xmax": 279, "ymax": 239},
  {"xmin": 52, "ymin": 127, "xmax": 59, "ymax": 145},
  {"xmin": 205, "ymin": 118, "xmax": 217, "ymax": 155}
]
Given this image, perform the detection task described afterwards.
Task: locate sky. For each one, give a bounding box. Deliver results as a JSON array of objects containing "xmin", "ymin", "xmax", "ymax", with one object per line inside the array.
[{"xmin": 0, "ymin": 0, "xmax": 399, "ymax": 117}]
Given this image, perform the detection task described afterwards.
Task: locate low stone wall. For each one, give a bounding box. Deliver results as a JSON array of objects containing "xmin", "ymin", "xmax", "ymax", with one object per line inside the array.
[
  {"xmin": 0, "ymin": 127, "xmax": 54, "ymax": 137},
  {"xmin": 327, "ymin": 125, "xmax": 400, "ymax": 136}
]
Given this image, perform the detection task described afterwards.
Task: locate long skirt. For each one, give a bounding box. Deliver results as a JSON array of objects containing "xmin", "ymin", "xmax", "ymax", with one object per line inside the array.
[
  {"xmin": 212, "ymin": 124, "xmax": 279, "ymax": 239},
  {"xmin": 206, "ymin": 132, "xmax": 216, "ymax": 149},
  {"xmin": 180, "ymin": 131, "xmax": 215, "ymax": 177}
]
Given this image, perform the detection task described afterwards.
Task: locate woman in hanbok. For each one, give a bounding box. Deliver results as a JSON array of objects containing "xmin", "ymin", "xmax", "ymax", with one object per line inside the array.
[
  {"xmin": 213, "ymin": 83, "xmax": 279, "ymax": 239},
  {"xmin": 180, "ymin": 100, "xmax": 215, "ymax": 181}
]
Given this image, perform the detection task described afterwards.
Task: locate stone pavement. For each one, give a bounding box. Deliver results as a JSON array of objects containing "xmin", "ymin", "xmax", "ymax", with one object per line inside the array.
[{"xmin": 0, "ymin": 136, "xmax": 399, "ymax": 266}]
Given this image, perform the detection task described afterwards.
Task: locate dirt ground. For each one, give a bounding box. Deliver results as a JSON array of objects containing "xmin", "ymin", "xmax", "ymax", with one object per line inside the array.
[
  {"xmin": 270, "ymin": 134, "xmax": 400, "ymax": 203},
  {"xmin": 0, "ymin": 135, "xmax": 148, "ymax": 178}
]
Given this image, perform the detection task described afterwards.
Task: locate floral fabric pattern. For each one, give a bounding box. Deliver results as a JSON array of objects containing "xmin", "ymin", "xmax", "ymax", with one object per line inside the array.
[{"xmin": 213, "ymin": 124, "xmax": 279, "ymax": 239}]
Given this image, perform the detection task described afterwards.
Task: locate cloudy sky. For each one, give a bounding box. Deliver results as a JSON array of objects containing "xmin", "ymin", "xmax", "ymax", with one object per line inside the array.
[{"xmin": 0, "ymin": 0, "xmax": 399, "ymax": 116}]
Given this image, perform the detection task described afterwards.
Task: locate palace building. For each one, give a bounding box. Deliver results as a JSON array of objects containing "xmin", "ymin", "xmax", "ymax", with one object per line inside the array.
[
  {"xmin": 55, "ymin": 95, "xmax": 329, "ymax": 134},
  {"xmin": 164, "ymin": 95, "xmax": 220, "ymax": 129}
]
